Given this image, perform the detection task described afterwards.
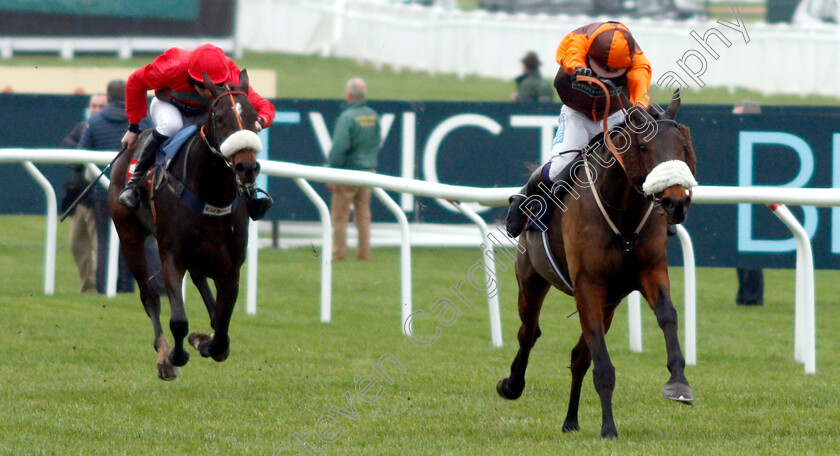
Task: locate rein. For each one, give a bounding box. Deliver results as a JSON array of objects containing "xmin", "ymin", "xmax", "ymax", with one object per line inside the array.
[
  {"xmin": 576, "ymin": 75, "xmax": 627, "ymax": 169},
  {"xmin": 574, "ymin": 75, "xmax": 654, "ymax": 252}
]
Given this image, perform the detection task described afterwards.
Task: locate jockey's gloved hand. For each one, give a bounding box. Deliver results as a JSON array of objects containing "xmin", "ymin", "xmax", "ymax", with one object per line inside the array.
[{"xmin": 572, "ymin": 67, "xmax": 593, "ymax": 81}]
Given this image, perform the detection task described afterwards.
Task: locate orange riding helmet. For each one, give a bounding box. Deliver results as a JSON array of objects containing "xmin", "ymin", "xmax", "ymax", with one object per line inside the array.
[{"xmin": 587, "ymin": 22, "xmax": 637, "ymax": 78}]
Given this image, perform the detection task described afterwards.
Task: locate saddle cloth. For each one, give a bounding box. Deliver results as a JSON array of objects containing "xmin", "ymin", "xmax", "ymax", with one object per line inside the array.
[
  {"xmin": 523, "ymin": 191, "xmax": 575, "ymax": 292},
  {"xmin": 126, "ymin": 125, "xmax": 199, "ymax": 185},
  {"xmin": 158, "ymin": 125, "xmax": 198, "ymax": 164}
]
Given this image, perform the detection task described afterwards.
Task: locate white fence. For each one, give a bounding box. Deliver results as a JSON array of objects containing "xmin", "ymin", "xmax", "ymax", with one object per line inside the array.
[
  {"xmin": 0, "ymin": 148, "xmax": 825, "ymax": 374},
  {"xmin": 0, "ymin": 37, "xmax": 236, "ymax": 60},
  {"xmin": 4, "ymin": 1, "xmax": 838, "ymax": 97},
  {"xmin": 236, "ymin": 0, "xmax": 840, "ymax": 97}
]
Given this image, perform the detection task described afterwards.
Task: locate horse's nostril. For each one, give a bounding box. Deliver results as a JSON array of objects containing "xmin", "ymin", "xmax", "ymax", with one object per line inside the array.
[
  {"xmin": 661, "ymin": 197, "xmax": 675, "ymax": 209},
  {"xmin": 254, "ymin": 162, "xmax": 261, "ymax": 173},
  {"xmin": 235, "ymin": 162, "xmax": 246, "ymax": 173}
]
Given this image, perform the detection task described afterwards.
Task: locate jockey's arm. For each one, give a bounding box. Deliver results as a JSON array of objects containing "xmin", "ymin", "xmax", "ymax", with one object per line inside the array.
[
  {"xmin": 625, "ymin": 52, "xmax": 652, "ymax": 107},
  {"xmin": 555, "ymin": 30, "xmax": 590, "ymax": 74},
  {"xmin": 124, "ymin": 64, "xmax": 157, "ymax": 151},
  {"xmin": 246, "ymin": 87, "xmax": 275, "ymax": 129},
  {"xmin": 125, "ymin": 66, "xmax": 155, "ymax": 127}
]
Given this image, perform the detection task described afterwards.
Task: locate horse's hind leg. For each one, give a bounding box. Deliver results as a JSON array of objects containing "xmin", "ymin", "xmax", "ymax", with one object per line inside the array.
[
  {"xmin": 159, "ymin": 254, "xmax": 190, "ymax": 368},
  {"xmin": 111, "ymin": 208, "xmax": 178, "ymax": 380},
  {"xmin": 640, "ymin": 266, "xmax": 693, "ymax": 403},
  {"xmin": 496, "ymin": 268, "xmax": 550, "ymax": 400},
  {"xmin": 189, "ymin": 272, "xmax": 216, "ymax": 327},
  {"xmin": 563, "ymin": 301, "xmax": 618, "ymax": 433},
  {"xmin": 562, "ymin": 334, "xmax": 590, "ymax": 433}
]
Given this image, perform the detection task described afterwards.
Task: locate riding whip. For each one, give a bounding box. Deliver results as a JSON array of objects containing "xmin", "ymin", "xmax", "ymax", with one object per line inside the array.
[{"xmin": 60, "ymin": 147, "xmax": 128, "ymax": 222}]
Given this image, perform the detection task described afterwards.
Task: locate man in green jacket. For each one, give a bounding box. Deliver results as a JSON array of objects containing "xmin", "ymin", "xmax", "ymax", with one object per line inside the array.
[
  {"xmin": 327, "ymin": 78, "xmax": 381, "ymax": 261},
  {"xmin": 511, "ymin": 51, "xmax": 553, "ymax": 103}
]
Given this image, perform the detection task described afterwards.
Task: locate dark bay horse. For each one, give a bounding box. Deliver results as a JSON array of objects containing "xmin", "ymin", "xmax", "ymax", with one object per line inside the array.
[
  {"xmin": 496, "ymin": 92, "xmax": 698, "ymax": 438},
  {"xmin": 109, "ymin": 71, "xmax": 263, "ymax": 380}
]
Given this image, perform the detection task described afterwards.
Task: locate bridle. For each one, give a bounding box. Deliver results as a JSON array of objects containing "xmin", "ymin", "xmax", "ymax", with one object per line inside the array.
[
  {"xmin": 574, "ymin": 76, "xmax": 695, "ymax": 251},
  {"xmin": 575, "ymin": 75, "xmax": 656, "ymax": 251},
  {"xmin": 200, "ymin": 89, "xmax": 250, "ymax": 167}
]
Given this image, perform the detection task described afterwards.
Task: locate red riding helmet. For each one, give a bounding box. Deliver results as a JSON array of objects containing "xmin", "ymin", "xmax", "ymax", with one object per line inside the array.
[{"xmin": 187, "ymin": 44, "xmax": 231, "ymax": 84}]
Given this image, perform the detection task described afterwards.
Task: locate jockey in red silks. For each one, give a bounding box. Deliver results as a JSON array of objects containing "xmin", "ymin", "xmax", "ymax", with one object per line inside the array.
[
  {"xmin": 118, "ymin": 44, "xmax": 276, "ymax": 219},
  {"xmin": 505, "ymin": 21, "xmax": 652, "ymax": 237}
]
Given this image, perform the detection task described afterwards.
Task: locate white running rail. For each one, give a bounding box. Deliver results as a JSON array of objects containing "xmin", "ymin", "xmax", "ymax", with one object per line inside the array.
[{"xmin": 0, "ymin": 149, "xmax": 829, "ymax": 373}]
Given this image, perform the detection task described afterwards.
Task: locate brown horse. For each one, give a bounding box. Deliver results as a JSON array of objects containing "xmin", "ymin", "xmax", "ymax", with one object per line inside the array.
[
  {"xmin": 496, "ymin": 93, "xmax": 698, "ymax": 438},
  {"xmin": 109, "ymin": 71, "xmax": 263, "ymax": 380}
]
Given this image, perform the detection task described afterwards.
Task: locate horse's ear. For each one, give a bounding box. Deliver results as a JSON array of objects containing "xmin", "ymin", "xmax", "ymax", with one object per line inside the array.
[
  {"xmin": 202, "ymin": 72, "xmax": 222, "ymax": 97},
  {"xmin": 619, "ymin": 91, "xmax": 632, "ymax": 110},
  {"xmin": 238, "ymin": 69, "xmax": 250, "ymax": 93},
  {"xmin": 664, "ymin": 89, "xmax": 681, "ymax": 120},
  {"xmin": 620, "ymin": 91, "xmax": 654, "ymax": 130},
  {"xmin": 677, "ymin": 123, "xmax": 697, "ymax": 176}
]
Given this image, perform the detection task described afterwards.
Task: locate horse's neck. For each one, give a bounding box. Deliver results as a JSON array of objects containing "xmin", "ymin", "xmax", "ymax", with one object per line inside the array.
[
  {"xmin": 185, "ymin": 141, "xmax": 237, "ymax": 205},
  {"xmin": 590, "ymin": 150, "xmax": 649, "ymax": 228}
]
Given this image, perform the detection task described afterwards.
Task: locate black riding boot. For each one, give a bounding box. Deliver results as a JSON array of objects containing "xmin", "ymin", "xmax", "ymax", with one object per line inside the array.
[
  {"xmin": 118, "ymin": 130, "xmax": 167, "ymax": 211},
  {"xmin": 505, "ymin": 165, "xmax": 548, "ymax": 238},
  {"xmin": 505, "ymin": 155, "xmax": 583, "ymax": 238},
  {"xmin": 243, "ymin": 187, "xmax": 274, "ymax": 221}
]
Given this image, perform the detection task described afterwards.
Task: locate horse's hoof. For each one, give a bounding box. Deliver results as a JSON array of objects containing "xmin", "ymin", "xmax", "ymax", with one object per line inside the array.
[
  {"xmin": 156, "ymin": 360, "xmax": 179, "ymax": 381},
  {"xmin": 188, "ymin": 332, "xmax": 212, "ymax": 354},
  {"xmin": 663, "ymin": 382, "xmax": 694, "ymax": 405},
  {"xmin": 496, "ymin": 378, "xmax": 523, "ymax": 400},
  {"xmin": 600, "ymin": 427, "xmax": 618, "ymax": 439},
  {"xmin": 169, "ymin": 349, "xmax": 190, "ymax": 367},
  {"xmin": 211, "ymin": 347, "xmax": 230, "ymax": 362},
  {"xmin": 562, "ymin": 421, "xmax": 579, "ymax": 433}
]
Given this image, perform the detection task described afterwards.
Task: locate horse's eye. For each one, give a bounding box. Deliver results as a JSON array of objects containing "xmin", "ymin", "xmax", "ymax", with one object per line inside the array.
[{"xmin": 639, "ymin": 143, "xmax": 648, "ymax": 153}]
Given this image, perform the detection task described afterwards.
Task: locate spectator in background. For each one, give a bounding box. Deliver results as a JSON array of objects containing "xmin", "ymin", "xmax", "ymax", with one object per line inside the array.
[
  {"xmin": 327, "ymin": 78, "xmax": 381, "ymax": 261},
  {"xmin": 511, "ymin": 51, "xmax": 553, "ymax": 103},
  {"xmin": 733, "ymin": 100, "xmax": 764, "ymax": 306},
  {"xmin": 61, "ymin": 93, "xmax": 107, "ymax": 149},
  {"xmin": 61, "ymin": 93, "xmax": 106, "ymax": 293},
  {"xmin": 80, "ymin": 79, "xmax": 163, "ymax": 295}
]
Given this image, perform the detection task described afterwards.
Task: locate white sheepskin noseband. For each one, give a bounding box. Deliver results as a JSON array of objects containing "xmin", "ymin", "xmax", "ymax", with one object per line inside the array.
[
  {"xmin": 220, "ymin": 130, "xmax": 262, "ymax": 158},
  {"xmin": 642, "ymin": 160, "xmax": 698, "ymax": 196}
]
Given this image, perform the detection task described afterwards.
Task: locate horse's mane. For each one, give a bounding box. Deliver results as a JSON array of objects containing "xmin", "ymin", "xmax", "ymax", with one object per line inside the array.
[{"xmin": 588, "ymin": 106, "xmax": 697, "ymax": 187}]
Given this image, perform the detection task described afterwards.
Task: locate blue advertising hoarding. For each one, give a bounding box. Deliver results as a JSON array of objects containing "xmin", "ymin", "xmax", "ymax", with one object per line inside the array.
[{"xmin": 1, "ymin": 94, "xmax": 839, "ymax": 269}]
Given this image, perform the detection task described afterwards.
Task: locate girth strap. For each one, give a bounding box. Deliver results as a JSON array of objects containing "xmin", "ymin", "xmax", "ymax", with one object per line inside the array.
[
  {"xmin": 158, "ymin": 169, "xmax": 241, "ymax": 217},
  {"xmin": 541, "ymin": 230, "xmax": 574, "ymax": 293}
]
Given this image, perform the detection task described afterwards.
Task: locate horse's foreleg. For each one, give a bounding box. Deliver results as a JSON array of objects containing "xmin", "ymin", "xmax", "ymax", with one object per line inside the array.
[
  {"xmin": 160, "ymin": 255, "xmax": 190, "ymax": 368},
  {"xmin": 496, "ymin": 269, "xmax": 550, "ymax": 401},
  {"xmin": 190, "ymin": 276, "xmax": 238, "ymax": 362},
  {"xmin": 575, "ymin": 280, "xmax": 617, "ymax": 439},
  {"xmin": 640, "ymin": 265, "xmax": 693, "ymax": 403},
  {"xmin": 562, "ymin": 301, "xmax": 618, "ymax": 433},
  {"xmin": 189, "ymin": 272, "xmax": 216, "ymax": 328}
]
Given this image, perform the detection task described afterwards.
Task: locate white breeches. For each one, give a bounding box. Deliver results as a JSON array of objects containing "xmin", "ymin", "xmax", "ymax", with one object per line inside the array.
[
  {"xmin": 548, "ymin": 104, "xmax": 625, "ymax": 182},
  {"xmin": 149, "ymin": 98, "xmax": 202, "ymax": 138}
]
